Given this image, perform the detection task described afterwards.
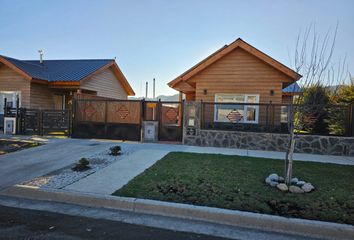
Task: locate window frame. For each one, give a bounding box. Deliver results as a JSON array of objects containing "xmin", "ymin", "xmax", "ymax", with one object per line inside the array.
[
  {"xmin": 0, "ymin": 91, "xmax": 21, "ymax": 114},
  {"xmin": 214, "ymin": 93, "xmax": 260, "ymax": 124}
]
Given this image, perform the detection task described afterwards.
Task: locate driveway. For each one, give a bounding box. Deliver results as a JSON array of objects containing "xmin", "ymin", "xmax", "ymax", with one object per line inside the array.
[{"xmin": 0, "ymin": 137, "xmax": 114, "ymax": 190}]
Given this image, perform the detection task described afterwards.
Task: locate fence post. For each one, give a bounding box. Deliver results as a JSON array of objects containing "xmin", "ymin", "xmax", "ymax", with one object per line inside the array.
[
  {"xmin": 141, "ymin": 98, "xmax": 145, "ymax": 122},
  {"xmin": 15, "ymin": 96, "xmax": 19, "ymax": 134},
  {"xmin": 3, "ymin": 97, "xmax": 7, "ymax": 117},
  {"xmin": 200, "ymin": 100, "xmax": 204, "ymax": 129},
  {"xmin": 350, "ymin": 104, "xmax": 354, "ymax": 137},
  {"xmin": 37, "ymin": 110, "xmax": 41, "ymax": 135},
  {"xmin": 104, "ymin": 100, "xmax": 108, "ymax": 136}
]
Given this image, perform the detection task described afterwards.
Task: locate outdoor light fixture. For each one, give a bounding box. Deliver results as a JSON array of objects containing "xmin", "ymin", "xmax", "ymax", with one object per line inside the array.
[
  {"xmin": 270, "ymin": 89, "xmax": 274, "ymax": 96},
  {"xmin": 203, "ymin": 89, "xmax": 207, "ymax": 95}
]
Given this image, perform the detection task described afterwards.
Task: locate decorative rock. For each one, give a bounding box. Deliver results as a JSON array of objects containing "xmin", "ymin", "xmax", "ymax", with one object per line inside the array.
[
  {"xmin": 296, "ymin": 181, "xmax": 306, "ymax": 187},
  {"xmin": 302, "ymin": 183, "xmax": 315, "ymax": 193},
  {"xmin": 265, "ymin": 177, "xmax": 272, "ymax": 184},
  {"xmin": 278, "ymin": 176, "xmax": 285, "ymax": 183},
  {"xmin": 289, "ymin": 185, "xmax": 305, "ymax": 194},
  {"xmin": 276, "ymin": 183, "xmax": 288, "ymax": 192},
  {"xmin": 269, "ymin": 181, "xmax": 278, "ymax": 187},
  {"xmin": 268, "ymin": 173, "xmax": 279, "ymax": 181},
  {"xmin": 290, "ymin": 177, "xmax": 299, "ymax": 184}
]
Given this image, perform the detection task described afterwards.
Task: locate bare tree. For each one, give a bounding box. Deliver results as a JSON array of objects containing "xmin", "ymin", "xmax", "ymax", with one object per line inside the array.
[{"xmin": 284, "ymin": 24, "xmax": 349, "ymax": 185}]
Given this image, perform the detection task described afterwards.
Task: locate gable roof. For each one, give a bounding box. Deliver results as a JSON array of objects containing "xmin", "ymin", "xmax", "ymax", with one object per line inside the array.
[
  {"xmin": 168, "ymin": 38, "xmax": 302, "ymax": 88},
  {"xmin": 0, "ymin": 55, "xmax": 135, "ymax": 95}
]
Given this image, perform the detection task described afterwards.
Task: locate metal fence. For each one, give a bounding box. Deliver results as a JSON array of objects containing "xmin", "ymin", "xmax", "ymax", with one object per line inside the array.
[
  {"xmin": 4, "ymin": 107, "xmax": 71, "ymax": 136},
  {"xmin": 201, "ymin": 102, "xmax": 354, "ymax": 136}
]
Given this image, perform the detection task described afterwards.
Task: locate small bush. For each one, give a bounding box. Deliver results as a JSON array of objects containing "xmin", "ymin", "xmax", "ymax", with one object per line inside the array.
[
  {"xmin": 110, "ymin": 146, "xmax": 122, "ymax": 156},
  {"xmin": 72, "ymin": 157, "xmax": 90, "ymax": 172}
]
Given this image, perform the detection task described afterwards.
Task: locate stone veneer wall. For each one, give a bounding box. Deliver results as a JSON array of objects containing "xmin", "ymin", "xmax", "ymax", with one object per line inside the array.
[{"xmin": 183, "ymin": 101, "xmax": 354, "ymax": 156}]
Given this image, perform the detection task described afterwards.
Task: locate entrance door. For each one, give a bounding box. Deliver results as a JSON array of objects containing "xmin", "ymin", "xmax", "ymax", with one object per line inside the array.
[
  {"xmin": 158, "ymin": 102, "xmax": 183, "ymax": 142},
  {"xmin": 54, "ymin": 94, "xmax": 65, "ymax": 110}
]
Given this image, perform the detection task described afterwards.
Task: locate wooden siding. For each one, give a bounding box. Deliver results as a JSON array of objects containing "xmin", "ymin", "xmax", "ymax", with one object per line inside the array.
[
  {"xmin": 80, "ymin": 67, "xmax": 128, "ymax": 99},
  {"xmin": 189, "ymin": 48, "xmax": 292, "ymax": 103},
  {"xmin": 0, "ymin": 64, "xmax": 31, "ymax": 108},
  {"xmin": 185, "ymin": 48, "xmax": 293, "ymax": 125},
  {"xmin": 30, "ymin": 83, "xmax": 55, "ymax": 109}
]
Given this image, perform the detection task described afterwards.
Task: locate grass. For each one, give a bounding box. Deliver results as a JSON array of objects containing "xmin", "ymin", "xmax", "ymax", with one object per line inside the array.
[
  {"xmin": 0, "ymin": 140, "xmax": 41, "ymax": 155},
  {"xmin": 114, "ymin": 152, "xmax": 354, "ymax": 225}
]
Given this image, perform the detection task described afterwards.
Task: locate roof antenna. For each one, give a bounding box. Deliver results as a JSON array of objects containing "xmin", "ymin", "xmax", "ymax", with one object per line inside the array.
[{"xmin": 38, "ymin": 50, "xmax": 44, "ymax": 64}]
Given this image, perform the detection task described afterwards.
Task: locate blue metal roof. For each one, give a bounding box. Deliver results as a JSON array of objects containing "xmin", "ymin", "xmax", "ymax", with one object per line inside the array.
[
  {"xmin": 283, "ymin": 82, "xmax": 302, "ymax": 93},
  {"xmin": 0, "ymin": 55, "xmax": 113, "ymax": 82}
]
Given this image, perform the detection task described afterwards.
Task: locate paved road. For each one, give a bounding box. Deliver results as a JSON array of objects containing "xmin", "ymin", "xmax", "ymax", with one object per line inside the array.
[
  {"xmin": 0, "ymin": 138, "xmax": 115, "ymax": 190},
  {"xmin": 0, "ymin": 205, "xmax": 227, "ymax": 240}
]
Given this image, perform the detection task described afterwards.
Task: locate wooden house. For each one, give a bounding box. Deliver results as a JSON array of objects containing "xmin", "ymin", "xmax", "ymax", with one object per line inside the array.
[
  {"xmin": 168, "ymin": 38, "xmax": 302, "ymax": 128},
  {"xmin": 0, "ymin": 55, "xmax": 135, "ymax": 112}
]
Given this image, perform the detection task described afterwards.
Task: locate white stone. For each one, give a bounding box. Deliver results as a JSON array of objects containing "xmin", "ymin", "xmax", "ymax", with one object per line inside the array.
[
  {"xmin": 302, "ymin": 183, "xmax": 315, "ymax": 192},
  {"xmin": 269, "ymin": 181, "xmax": 278, "ymax": 187},
  {"xmin": 290, "ymin": 177, "xmax": 299, "ymax": 184},
  {"xmin": 296, "ymin": 181, "xmax": 306, "ymax": 186},
  {"xmin": 276, "ymin": 183, "xmax": 288, "ymax": 191},
  {"xmin": 268, "ymin": 173, "xmax": 279, "ymax": 181},
  {"xmin": 289, "ymin": 185, "xmax": 304, "ymax": 194}
]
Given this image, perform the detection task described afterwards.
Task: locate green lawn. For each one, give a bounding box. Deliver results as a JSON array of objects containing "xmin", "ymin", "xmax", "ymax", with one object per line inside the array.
[{"xmin": 114, "ymin": 152, "xmax": 354, "ymax": 225}]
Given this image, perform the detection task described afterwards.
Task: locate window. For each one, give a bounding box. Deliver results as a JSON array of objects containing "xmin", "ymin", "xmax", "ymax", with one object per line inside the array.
[
  {"xmin": 0, "ymin": 91, "xmax": 20, "ymax": 114},
  {"xmin": 281, "ymin": 106, "xmax": 289, "ymax": 123},
  {"xmin": 214, "ymin": 94, "xmax": 259, "ymax": 123}
]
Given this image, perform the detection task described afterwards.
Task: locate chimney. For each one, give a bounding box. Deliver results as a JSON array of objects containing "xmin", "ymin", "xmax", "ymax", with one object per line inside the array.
[{"xmin": 38, "ymin": 50, "xmax": 44, "ymax": 63}]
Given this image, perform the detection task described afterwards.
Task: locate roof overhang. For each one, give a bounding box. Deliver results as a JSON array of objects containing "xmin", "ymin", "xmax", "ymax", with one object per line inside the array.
[
  {"xmin": 168, "ymin": 38, "xmax": 302, "ymax": 90},
  {"xmin": 0, "ymin": 56, "xmax": 33, "ymax": 80}
]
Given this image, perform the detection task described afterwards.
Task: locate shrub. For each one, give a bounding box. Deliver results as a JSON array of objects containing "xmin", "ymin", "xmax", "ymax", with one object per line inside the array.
[
  {"xmin": 72, "ymin": 157, "xmax": 90, "ymax": 172},
  {"xmin": 110, "ymin": 146, "xmax": 122, "ymax": 156},
  {"xmin": 299, "ymin": 85, "xmax": 330, "ymax": 134}
]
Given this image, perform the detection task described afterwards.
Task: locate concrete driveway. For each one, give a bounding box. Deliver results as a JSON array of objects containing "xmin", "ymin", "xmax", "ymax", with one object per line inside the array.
[{"xmin": 0, "ymin": 137, "xmax": 115, "ymax": 190}]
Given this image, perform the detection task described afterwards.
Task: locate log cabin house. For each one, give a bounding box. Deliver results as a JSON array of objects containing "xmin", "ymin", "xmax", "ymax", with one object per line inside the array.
[{"xmin": 168, "ymin": 38, "xmax": 302, "ymax": 129}]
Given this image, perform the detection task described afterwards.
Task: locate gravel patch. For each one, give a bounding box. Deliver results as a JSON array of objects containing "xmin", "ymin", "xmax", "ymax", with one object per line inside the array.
[{"xmin": 23, "ymin": 144, "xmax": 136, "ymax": 189}]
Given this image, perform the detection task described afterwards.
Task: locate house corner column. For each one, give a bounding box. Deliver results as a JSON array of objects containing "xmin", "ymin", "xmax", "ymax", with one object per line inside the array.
[{"xmin": 182, "ymin": 101, "xmax": 201, "ymax": 146}]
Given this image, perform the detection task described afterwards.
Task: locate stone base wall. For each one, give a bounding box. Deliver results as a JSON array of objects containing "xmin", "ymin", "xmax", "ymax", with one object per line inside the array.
[{"xmin": 184, "ymin": 130, "xmax": 354, "ymax": 156}]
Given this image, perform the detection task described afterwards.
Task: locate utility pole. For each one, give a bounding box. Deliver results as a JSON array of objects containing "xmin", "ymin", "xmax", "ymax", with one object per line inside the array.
[
  {"xmin": 145, "ymin": 81, "xmax": 148, "ymax": 99},
  {"xmin": 153, "ymin": 78, "xmax": 156, "ymax": 99}
]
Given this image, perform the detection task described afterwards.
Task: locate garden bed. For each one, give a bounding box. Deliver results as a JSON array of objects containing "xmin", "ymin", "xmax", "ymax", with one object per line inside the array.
[
  {"xmin": 23, "ymin": 145, "xmax": 134, "ymax": 189},
  {"xmin": 114, "ymin": 152, "xmax": 354, "ymax": 225},
  {"xmin": 0, "ymin": 139, "xmax": 41, "ymax": 155}
]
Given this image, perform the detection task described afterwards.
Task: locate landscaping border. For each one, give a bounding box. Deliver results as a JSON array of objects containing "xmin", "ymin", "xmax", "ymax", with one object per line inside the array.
[{"xmin": 1, "ymin": 185, "xmax": 353, "ymax": 240}]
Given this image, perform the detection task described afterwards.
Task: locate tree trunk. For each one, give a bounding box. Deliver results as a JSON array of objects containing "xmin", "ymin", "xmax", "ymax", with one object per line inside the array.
[{"xmin": 285, "ymin": 105, "xmax": 295, "ymax": 185}]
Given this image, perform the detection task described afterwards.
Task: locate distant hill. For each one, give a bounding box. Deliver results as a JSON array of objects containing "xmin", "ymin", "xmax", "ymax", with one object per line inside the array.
[
  {"xmin": 155, "ymin": 94, "xmax": 179, "ymax": 101},
  {"xmin": 128, "ymin": 93, "xmax": 179, "ymax": 101}
]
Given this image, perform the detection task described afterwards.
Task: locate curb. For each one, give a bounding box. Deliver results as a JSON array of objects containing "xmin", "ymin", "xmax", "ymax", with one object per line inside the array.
[{"xmin": 1, "ymin": 185, "xmax": 354, "ymax": 240}]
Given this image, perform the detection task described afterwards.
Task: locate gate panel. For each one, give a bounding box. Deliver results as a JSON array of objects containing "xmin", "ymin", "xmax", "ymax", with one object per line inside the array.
[
  {"xmin": 20, "ymin": 109, "xmax": 41, "ymax": 135},
  {"xmin": 72, "ymin": 99, "xmax": 142, "ymax": 141},
  {"xmin": 18, "ymin": 109, "xmax": 70, "ymax": 136},
  {"xmin": 158, "ymin": 102, "xmax": 183, "ymax": 142},
  {"xmin": 42, "ymin": 110, "xmax": 71, "ymax": 135},
  {"xmin": 107, "ymin": 101, "xmax": 141, "ymax": 124}
]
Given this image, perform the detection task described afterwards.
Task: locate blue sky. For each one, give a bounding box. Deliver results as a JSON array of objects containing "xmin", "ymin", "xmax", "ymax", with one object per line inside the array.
[{"xmin": 0, "ymin": 0, "xmax": 353, "ymax": 97}]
